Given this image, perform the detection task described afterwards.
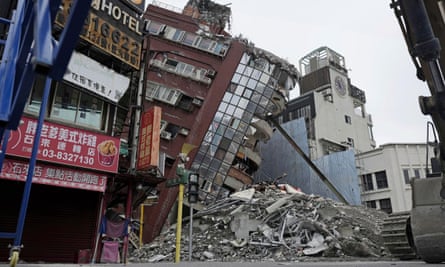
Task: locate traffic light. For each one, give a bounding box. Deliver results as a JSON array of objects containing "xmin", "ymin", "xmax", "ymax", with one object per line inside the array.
[{"xmin": 188, "ymin": 172, "xmax": 199, "ymax": 203}]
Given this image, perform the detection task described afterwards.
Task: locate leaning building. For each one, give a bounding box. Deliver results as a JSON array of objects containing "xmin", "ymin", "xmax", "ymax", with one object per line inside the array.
[{"xmin": 141, "ymin": 0, "xmax": 299, "ymax": 242}]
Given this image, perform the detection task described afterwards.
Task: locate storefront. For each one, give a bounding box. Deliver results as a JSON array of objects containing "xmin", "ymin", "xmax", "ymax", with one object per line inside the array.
[{"xmin": 0, "ymin": 116, "xmax": 120, "ymax": 263}]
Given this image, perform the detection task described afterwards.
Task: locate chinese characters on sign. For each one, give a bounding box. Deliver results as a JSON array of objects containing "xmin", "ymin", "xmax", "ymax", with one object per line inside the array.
[
  {"xmin": 64, "ymin": 51, "xmax": 130, "ymax": 103},
  {"xmin": 6, "ymin": 116, "xmax": 120, "ymax": 173},
  {"xmin": 56, "ymin": 0, "xmax": 143, "ymax": 69},
  {"xmin": 137, "ymin": 106, "xmax": 161, "ymax": 170},
  {"xmin": 0, "ymin": 159, "xmax": 107, "ymax": 192}
]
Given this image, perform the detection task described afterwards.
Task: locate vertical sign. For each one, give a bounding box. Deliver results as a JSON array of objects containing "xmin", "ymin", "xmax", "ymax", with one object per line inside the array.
[{"xmin": 137, "ymin": 106, "xmax": 161, "ymax": 170}]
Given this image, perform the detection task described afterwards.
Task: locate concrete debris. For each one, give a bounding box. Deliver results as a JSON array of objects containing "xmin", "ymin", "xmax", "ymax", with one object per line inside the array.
[{"xmin": 129, "ymin": 185, "xmax": 390, "ymax": 263}]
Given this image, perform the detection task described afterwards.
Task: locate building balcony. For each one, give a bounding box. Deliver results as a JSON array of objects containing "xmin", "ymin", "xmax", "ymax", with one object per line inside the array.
[
  {"xmin": 237, "ymin": 146, "xmax": 261, "ymax": 169},
  {"xmin": 267, "ymin": 90, "xmax": 287, "ymax": 116},
  {"xmin": 250, "ymin": 117, "xmax": 273, "ymax": 141},
  {"xmin": 226, "ymin": 167, "xmax": 254, "ymax": 189}
]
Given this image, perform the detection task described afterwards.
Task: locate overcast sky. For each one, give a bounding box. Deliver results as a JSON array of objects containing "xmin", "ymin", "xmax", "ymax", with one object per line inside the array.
[{"xmin": 153, "ymin": 0, "xmax": 432, "ymax": 146}]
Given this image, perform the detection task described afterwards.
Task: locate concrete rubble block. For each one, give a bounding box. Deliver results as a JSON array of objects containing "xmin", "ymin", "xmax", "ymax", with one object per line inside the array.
[
  {"xmin": 230, "ymin": 188, "xmax": 255, "ymax": 201},
  {"xmin": 265, "ymin": 195, "xmax": 294, "ymax": 214},
  {"xmin": 230, "ymin": 213, "xmax": 261, "ymax": 239}
]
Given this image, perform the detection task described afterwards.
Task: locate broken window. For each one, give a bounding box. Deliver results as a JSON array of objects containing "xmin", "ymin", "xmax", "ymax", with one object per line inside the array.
[{"xmin": 177, "ymin": 94, "xmax": 194, "ymax": 112}]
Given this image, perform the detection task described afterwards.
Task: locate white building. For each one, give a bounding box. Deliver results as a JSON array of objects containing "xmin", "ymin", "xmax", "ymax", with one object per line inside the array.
[
  {"xmin": 355, "ymin": 143, "xmax": 437, "ymax": 213},
  {"xmin": 280, "ymin": 46, "xmax": 376, "ymax": 160}
]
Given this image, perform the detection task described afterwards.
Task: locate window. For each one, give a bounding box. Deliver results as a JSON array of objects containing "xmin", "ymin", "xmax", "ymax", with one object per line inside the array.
[
  {"xmin": 375, "ymin": 170, "xmax": 388, "ymax": 189},
  {"xmin": 365, "ymin": 200, "xmax": 376, "ymax": 209},
  {"xmin": 28, "ymin": 82, "xmax": 108, "ymax": 131},
  {"xmin": 368, "ymin": 124, "xmax": 374, "ymax": 141},
  {"xmin": 345, "ymin": 115, "xmax": 352, "ymax": 124},
  {"xmin": 145, "ymin": 20, "xmax": 165, "ymax": 35},
  {"xmin": 182, "ymin": 32, "xmax": 197, "ymax": 46},
  {"xmin": 177, "ymin": 94, "xmax": 194, "ymax": 111},
  {"xmin": 50, "ymin": 84, "xmax": 107, "ymax": 130},
  {"xmin": 379, "ymin": 198, "xmax": 392, "ymax": 214},
  {"xmin": 26, "ymin": 75, "xmax": 47, "ymax": 113},
  {"xmin": 347, "ymin": 137, "xmax": 354, "ymax": 147},
  {"xmin": 413, "ymin": 168, "xmax": 421, "ymax": 179},
  {"xmin": 146, "ymin": 82, "xmax": 182, "ymax": 105},
  {"xmin": 361, "ymin": 173, "xmax": 374, "ymax": 191},
  {"xmin": 402, "ymin": 169, "xmax": 410, "ymax": 184},
  {"xmin": 198, "ymin": 38, "xmax": 216, "ymax": 51}
]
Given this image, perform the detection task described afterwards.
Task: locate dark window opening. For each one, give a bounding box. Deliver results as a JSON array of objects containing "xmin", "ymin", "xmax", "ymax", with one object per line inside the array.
[
  {"xmin": 379, "ymin": 198, "xmax": 392, "ymax": 214},
  {"xmin": 362, "ymin": 173, "xmax": 373, "ymax": 191},
  {"xmin": 375, "ymin": 170, "xmax": 388, "ymax": 189}
]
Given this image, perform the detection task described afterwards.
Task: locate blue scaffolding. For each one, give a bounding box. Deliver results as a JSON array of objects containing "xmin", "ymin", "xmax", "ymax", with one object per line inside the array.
[{"xmin": 0, "ymin": 1, "xmax": 91, "ymax": 266}]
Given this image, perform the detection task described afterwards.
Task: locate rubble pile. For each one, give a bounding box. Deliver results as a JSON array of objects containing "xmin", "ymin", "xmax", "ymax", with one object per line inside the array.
[{"xmin": 130, "ymin": 185, "xmax": 390, "ymax": 263}]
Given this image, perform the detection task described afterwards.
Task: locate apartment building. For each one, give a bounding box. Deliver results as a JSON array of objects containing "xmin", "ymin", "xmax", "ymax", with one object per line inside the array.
[{"xmin": 140, "ymin": 0, "xmax": 299, "ymax": 242}]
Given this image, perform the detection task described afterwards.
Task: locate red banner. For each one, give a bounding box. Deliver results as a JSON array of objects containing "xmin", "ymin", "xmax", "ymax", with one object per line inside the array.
[
  {"xmin": 137, "ymin": 106, "xmax": 161, "ymax": 170},
  {"xmin": 5, "ymin": 117, "xmax": 120, "ymax": 173},
  {"xmin": 0, "ymin": 158, "xmax": 107, "ymax": 192}
]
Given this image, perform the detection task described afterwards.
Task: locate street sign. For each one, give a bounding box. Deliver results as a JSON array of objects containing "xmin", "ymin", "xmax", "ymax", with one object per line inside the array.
[{"xmin": 166, "ymin": 176, "xmax": 188, "ymax": 187}]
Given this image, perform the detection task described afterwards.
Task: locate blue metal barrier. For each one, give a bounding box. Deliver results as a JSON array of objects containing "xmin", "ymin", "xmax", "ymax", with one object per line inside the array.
[{"xmin": 0, "ymin": 0, "xmax": 92, "ymax": 265}]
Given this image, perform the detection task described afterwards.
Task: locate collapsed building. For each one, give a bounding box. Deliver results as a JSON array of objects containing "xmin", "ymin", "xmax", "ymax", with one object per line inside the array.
[
  {"xmin": 130, "ymin": 185, "xmax": 390, "ymax": 262},
  {"xmin": 139, "ymin": 0, "xmax": 300, "ymax": 243}
]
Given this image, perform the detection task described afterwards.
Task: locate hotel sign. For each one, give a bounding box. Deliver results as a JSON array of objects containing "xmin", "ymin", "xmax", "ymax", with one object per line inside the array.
[{"xmin": 56, "ymin": 0, "xmax": 143, "ymax": 69}]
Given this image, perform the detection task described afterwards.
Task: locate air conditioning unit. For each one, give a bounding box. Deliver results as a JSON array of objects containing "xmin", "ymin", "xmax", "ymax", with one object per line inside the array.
[
  {"xmin": 206, "ymin": 69, "xmax": 216, "ymax": 78},
  {"xmin": 192, "ymin": 97, "xmax": 204, "ymax": 106},
  {"xmin": 160, "ymin": 131, "xmax": 172, "ymax": 140},
  {"xmin": 201, "ymin": 77, "xmax": 212, "ymax": 84},
  {"xmin": 150, "ymin": 59, "xmax": 164, "ymax": 69}
]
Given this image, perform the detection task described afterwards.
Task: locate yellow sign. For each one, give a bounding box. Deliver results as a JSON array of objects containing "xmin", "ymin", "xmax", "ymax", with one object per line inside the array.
[{"xmin": 56, "ymin": 0, "xmax": 142, "ymax": 70}]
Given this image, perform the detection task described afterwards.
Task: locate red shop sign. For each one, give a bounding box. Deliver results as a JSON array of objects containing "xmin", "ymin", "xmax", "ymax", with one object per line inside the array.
[
  {"xmin": 0, "ymin": 158, "xmax": 107, "ymax": 192},
  {"xmin": 5, "ymin": 117, "xmax": 121, "ymax": 173}
]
